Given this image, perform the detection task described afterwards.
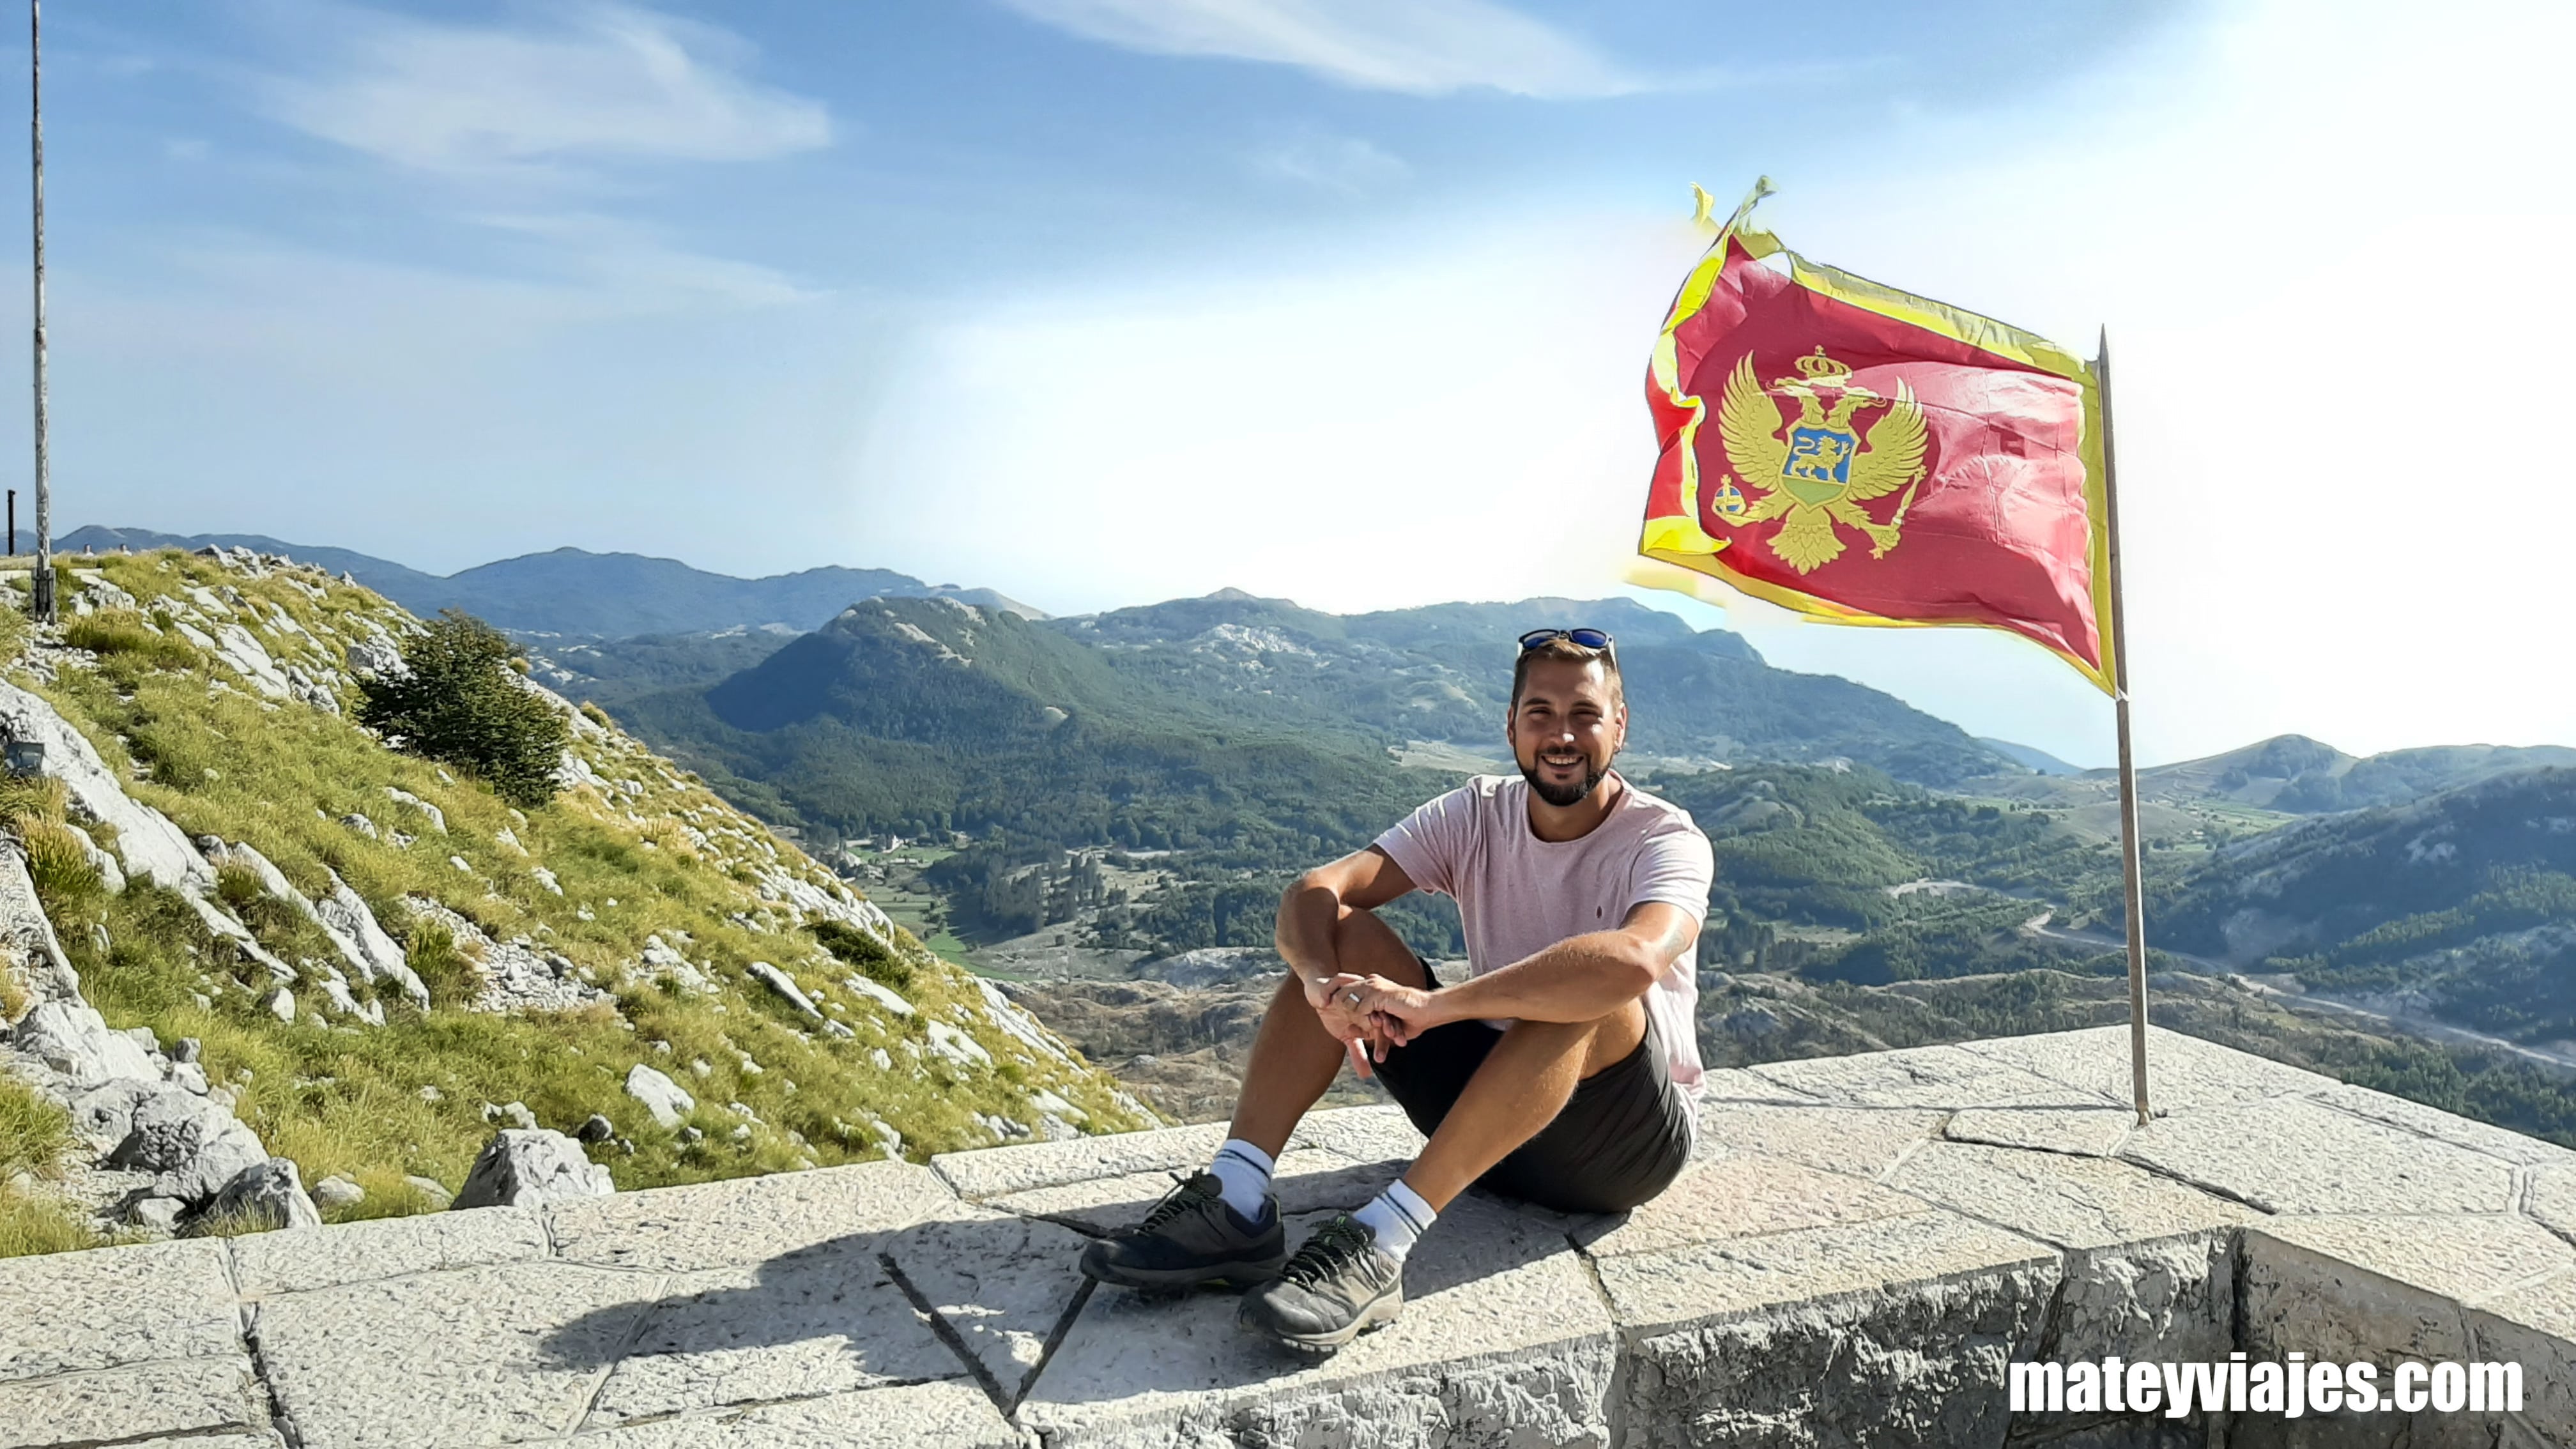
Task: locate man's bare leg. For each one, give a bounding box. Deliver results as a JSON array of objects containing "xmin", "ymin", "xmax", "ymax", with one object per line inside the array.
[
  {"xmin": 1397, "ymin": 1001, "xmax": 1646, "ymax": 1211},
  {"xmin": 1226, "ymin": 907, "xmax": 1429, "ymax": 1160}
]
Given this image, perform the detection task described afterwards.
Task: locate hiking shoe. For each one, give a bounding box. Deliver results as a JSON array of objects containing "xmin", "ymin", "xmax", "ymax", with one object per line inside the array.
[
  {"xmin": 1079, "ymin": 1172, "xmax": 1286, "ymax": 1291},
  {"xmin": 1236, "ymin": 1213, "xmax": 1404, "ymax": 1353}
]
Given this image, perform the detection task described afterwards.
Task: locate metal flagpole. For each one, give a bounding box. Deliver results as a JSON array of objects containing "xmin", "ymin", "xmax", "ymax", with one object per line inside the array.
[
  {"xmin": 2096, "ymin": 327, "xmax": 2150, "ymax": 1124},
  {"xmin": 28, "ymin": 0, "xmax": 52, "ymax": 622}
]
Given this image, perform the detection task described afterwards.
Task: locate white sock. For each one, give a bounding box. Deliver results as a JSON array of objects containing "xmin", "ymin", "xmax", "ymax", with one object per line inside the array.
[
  {"xmin": 1208, "ymin": 1138, "xmax": 1275, "ymax": 1219},
  {"xmin": 1350, "ymin": 1179, "xmax": 1436, "ymax": 1264}
]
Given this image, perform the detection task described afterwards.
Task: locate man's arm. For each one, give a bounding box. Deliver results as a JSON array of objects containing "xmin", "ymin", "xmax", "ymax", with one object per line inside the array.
[
  {"xmin": 1276, "ymin": 847, "xmax": 1418, "ymax": 1075},
  {"xmin": 1275, "ymin": 845, "xmax": 1417, "ymax": 993},
  {"xmin": 1341, "ymin": 901, "xmax": 1699, "ymax": 1048}
]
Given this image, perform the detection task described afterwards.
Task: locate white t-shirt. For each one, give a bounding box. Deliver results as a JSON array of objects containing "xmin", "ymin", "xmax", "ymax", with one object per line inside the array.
[{"xmin": 1372, "ymin": 771, "xmax": 1713, "ymax": 1089}]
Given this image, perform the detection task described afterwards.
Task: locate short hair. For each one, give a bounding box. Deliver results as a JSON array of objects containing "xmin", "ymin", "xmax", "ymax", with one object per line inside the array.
[{"xmin": 1510, "ymin": 636, "xmax": 1623, "ymax": 709}]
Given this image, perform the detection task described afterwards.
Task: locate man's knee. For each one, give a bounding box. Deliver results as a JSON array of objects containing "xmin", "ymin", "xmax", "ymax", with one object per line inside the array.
[{"xmin": 1327, "ymin": 907, "xmax": 1428, "ymax": 986}]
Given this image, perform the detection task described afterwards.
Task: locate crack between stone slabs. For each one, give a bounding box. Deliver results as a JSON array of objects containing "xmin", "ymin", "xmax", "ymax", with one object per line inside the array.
[
  {"xmin": 25, "ymin": 1425, "xmax": 279, "ymax": 1449},
  {"xmin": 2110, "ymin": 1154, "xmax": 2278, "ymax": 1216},
  {"xmin": 236, "ymin": 1301, "xmax": 305, "ymax": 1449},
  {"xmin": 1876, "ymin": 1110, "xmax": 1952, "ymax": 1183},
  {"xmin": 2303, "ymin": 1095, "xmax": 2555, "ymax": 1174},
  {"xmin": 217, "ymin": 1244, "xmax": 300, "ymax": 1449},
  {"xmin": 1563, "ymin": 1228, "xmax": 1633, "ymax": 1449},
  {"xmin": 557, "ymin": 1271, "xmax": 669, "ymax": 1439},
  {"xmin": 1010, "ymin": 1275, "xmax": 1096, "ymax": 1418},
  {"xmin": 880, "ymin": 1250, "xmax": 1017, "ymax": 1418},
  {"xmin": 566, "ymin": 1372, "xmax": 967, "ymax": 1434}
]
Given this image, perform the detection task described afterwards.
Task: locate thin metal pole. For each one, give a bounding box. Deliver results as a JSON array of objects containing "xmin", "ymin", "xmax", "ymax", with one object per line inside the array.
[
  {"xmin": 2097, "ymin": 327, "xmax": 2150, "ymax": 1125},
  {"xmin": 28, "ymin": 0, "xmax": 50, "ymax": 622}
]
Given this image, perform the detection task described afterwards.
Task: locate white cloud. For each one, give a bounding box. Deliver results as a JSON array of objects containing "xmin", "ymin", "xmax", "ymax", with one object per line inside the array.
[
  {"xmin": 1252, "ymin": 130, "xmax": 1408, "ymax": 195},
  {"xmin": 257, "ymin": 1, "xmax": 831, "ymax": 176},
  {"xmin": 994, "ymin": 0, "xmax": 1642, "ymax": 96}
]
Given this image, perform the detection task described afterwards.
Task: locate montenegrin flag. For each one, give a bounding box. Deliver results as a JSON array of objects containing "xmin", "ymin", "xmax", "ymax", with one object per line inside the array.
[{"xmin": 1636, "ymin": 181, "xmax": 2117, "ymax": 694}]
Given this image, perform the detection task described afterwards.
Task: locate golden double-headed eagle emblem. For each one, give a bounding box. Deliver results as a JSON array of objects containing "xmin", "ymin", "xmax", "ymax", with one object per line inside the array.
[{"xmin": 1706, "ymin": 346, "xmax": 1929, "ymax": 574}]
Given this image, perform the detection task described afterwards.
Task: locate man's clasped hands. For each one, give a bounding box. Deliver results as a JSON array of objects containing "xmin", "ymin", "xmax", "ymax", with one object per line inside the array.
[{"xmin": 1304, "ymin": 972, "xmax": 1453, "ymax": 1080}]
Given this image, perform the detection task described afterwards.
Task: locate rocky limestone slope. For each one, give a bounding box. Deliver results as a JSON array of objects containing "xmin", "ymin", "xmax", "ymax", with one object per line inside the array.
[{"xmin": 0, "ymin": 546, "xmax": 1149, "ymax": 1251}]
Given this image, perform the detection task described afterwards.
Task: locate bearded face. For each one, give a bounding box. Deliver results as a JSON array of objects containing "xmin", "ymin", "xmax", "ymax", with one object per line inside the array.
[{"xmin": 1508, "ymin": 657, "xmax": 1625, "ymax": 808}]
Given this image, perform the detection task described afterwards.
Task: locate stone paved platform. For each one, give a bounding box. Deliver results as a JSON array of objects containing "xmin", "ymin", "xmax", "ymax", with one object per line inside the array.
[{"xmin": 4, "ymin": 1027, "xmax": 2573, "ymax": 1447}]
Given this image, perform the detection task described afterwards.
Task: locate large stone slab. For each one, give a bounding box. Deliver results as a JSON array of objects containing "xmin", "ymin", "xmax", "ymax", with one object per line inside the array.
[
  {"xmin": 880, "ymin": 1205, "xmax": 1096, "ymax": 1406},
  {"xmin": 2256, "ymin": 1215, "xmax": 2573, "ymax": 1307},
  {"xmin": 548, "ymin": 1159, "xmax": 949, "ymax": 1273},
  {"xmin": 1599, "ymin": 1211, "xmax": 2058, "ymax": 1449},
  {"xmin": 1963, "ymin": 1026, "xmax": 2339, "ymax": 1115},
  {"xmin": 252, "ymin": 1260, "xmax": 664, "ymax": 1449},
  {"xmin": 1887, "ymin": 1141, "xmax": 2253, "ymax": 1250},
  {"xmin": 1020, "ymin": 1194, "xmax": 1615, "ymax": 1447},
  {"xmin": 1580, "ymin": 1151, "xmax": 1933, "ymax": 1259},
  {"xmin": 0, "ymin": 1356, "xmax": 261, "ymax": 1449},
  {"xmin": 1693, "ymin": 1101, "xmax": 1944, "ymax": 1180},
  {"xmin": 0, "ymin": 1238, "xmax": 240, "ymax": 1381},
  {"xmin": 932, "ymin": 1122, "xmax": 1229, "ymax": 1201},
  {"xmin": 1695, "ymin": 1065, "xmax": 1825, "ymax": 1104},
  {"xmin": 583, "ymin": 1240, "xmax": 959, "ymax": 1430},
  {"xmin": 536, "ymin": 1379, "xmax": 1020, "ymax": 1448},
  {"xmin": 1749, "ymin": 1043, "xmax": 2106, "ymax": 1110},
  {"xmin": 2122, "ymin": 1094, "xmax": 2517, "ymax": 1215},
  {"xmin": 2310, "ymin": 1082, "xmax": 2576, "ymax": 1169},
  {"xmin": 1284, "ymin": 1103, "xmax": 1427, "ymax": 1166},
  {"xmin": 231, "ymin": 1204, "xmax": 549, "ymax": 1296}
]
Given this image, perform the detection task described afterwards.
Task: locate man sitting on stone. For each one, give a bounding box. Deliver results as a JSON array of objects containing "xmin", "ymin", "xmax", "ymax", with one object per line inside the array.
[{"xmin": 1080, "ymin": 627, "xmax": 1715, "ymax": 1352}]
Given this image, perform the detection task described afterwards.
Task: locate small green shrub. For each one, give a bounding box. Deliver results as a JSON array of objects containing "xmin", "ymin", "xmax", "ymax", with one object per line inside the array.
[
  {"xmin": 19, "ymin": 819, "xmax": 103, "ymax": 906},
  {"xmin": 0, "ymin": 1076, "xmax": 72, "ymax": 1179},
  {"xmin": 356, "ymin": 610, "xmax": 569, "ymax": 809},
  {"xmin": 579, "ymin": 702, "xmax": 614, "ymax": 728},
  {"xmin": 809, "ymin": 918, "xmax": 912, "ymax": 988},
  {"xmin": 64, "ymin": 611, "xmax": 202, "ymax": 671},
  {"xmin": 403, "ymin": 921, "xmax": 475, "ymax": 1008},
  {"xmin": 0, "ymin": 774, "xmax": 68, "ymax": 830},
  {"xmin": 0, "ymin": 1188, "xmax": 103, "ymax": 1258}
]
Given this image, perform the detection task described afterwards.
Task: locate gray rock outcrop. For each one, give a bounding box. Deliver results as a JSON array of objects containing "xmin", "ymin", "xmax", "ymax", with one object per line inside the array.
[
  {"xmin": 746, "ymin": 960, "xmax": 823, "ymax": 1020},
  {"xmin": 109, "ymin": 1089, "xmax": 270, "ymax": 1203},
  {"xmin": 0, "ymin": 677, "xmax": 214, "ymax": 891},
  {"xmin": 1, "ymin": 841, "xmax": 85, "ymax": 1006},
  {"xmin": 201, "ymin": 1156, "xmax": 323, "ymax": 1231},
  {"xmin": 450, "ymin": 1129, "xmax": 615, "ymax": 1209},
  {"xmin": 316, "ymin": 870, "xmax": 427, "ymax": 1008},
  {"xmin": 624, "ymin": 1063, "xmax": 695, "ymax": 1129},
  {"xmin": 12, "ymin": 1000, "xmax": 159, "ymax": 1088},
  {"xmin": 405, "ymin": 896, "xmax": 608, "ymax": 1013}
]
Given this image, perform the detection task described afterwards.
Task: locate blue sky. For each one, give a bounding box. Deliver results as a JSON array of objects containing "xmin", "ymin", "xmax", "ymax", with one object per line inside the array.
[{"xmin": 3, "ymin": 0, "xmax": 2571, "ymax": 768}]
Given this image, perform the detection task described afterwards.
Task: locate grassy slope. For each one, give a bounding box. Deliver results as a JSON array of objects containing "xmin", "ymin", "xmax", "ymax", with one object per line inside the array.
[{"xmin": 0, "ymin": 549, "xmax": 1149, "ymax": 1234}]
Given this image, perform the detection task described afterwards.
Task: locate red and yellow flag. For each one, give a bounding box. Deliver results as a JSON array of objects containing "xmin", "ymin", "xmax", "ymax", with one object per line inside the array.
[{"xmin": 1636, "ymin": 185, "xmax": 2116, "ymax": 694}]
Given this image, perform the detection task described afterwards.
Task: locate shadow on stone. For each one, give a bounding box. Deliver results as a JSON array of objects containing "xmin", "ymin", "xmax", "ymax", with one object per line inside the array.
[{"xmin": 531, "ymin": 1180, "xmax": 1613, "ymax": 1430}]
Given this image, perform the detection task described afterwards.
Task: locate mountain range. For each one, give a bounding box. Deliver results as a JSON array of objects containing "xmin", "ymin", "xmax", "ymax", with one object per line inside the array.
[
  {"xmin": 54, "ymin": 526, "xmax": 1041, "ymax": 638},
  {"xmin": 47, "ymin": 525, "xmax": 2576, "ymax": 1128}
]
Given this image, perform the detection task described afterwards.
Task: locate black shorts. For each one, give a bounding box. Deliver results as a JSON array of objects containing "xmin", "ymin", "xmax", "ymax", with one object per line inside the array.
[{"xmin": 1370, "ymin": 960, "xmax": 1695, "ymax": 1215}]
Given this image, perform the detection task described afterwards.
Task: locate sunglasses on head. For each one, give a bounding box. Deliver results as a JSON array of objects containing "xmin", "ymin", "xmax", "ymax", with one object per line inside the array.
[{"xmin": 1517, "ymin": 627, "xmax": 1614, "ymax": 653}]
